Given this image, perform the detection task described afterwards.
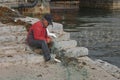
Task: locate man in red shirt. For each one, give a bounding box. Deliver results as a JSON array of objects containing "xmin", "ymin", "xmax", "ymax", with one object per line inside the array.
[{"xmin": 27, "ymin": 14, "xmax": 53, "ymax": 62}]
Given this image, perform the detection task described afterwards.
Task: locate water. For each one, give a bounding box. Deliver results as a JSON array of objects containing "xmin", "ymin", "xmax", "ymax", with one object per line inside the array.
[
  {"xmin": 52, "ymin": 9, "xmax": 120, "ymax": 30},
  {"xmin": 51, "ymin": 8, "xmax": 120, "ymax": 68}
]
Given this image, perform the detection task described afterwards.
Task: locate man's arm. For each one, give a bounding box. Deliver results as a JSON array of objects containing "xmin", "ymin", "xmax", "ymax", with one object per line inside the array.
[{"xmin": 46, "ymin": 28, "xmax": 57, "ymax": 38}]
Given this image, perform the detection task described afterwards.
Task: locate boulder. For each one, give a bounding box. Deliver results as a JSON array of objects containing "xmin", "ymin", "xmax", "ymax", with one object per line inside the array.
[
  {"xmin": 65, "ymin": 47, "xmax": 89, "ymax": 58},
  {"xmin": 54, "ymin": 32, "xmax": 70, "ymax": 41},
  {"xmin": 54, "ymin": 40, "xmax": 77, "ymax": 50},
  {"xmin": 48, "ymin": 22, "xmax": 63, "ymax": 34}
]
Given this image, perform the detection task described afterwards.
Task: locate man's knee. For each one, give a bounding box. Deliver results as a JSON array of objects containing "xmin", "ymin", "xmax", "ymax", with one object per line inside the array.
[{"xmin": 39, "ymin": 40, "xmax": 47, "ymax": 45}]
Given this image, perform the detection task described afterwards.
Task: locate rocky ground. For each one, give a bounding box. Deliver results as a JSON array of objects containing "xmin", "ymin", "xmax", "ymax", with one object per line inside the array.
[
  {"xmin": 0, "ymin": 57, "xmax": 119, "ymax": 80},
  {"xmin": 0, "ymin": 5, "xmax": 120, "ymax": 80}
]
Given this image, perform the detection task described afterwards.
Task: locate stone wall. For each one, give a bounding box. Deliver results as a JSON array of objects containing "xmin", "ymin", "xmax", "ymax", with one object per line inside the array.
[
  {"xmin": 22, "ymin": 0, "xmax": 50, "ymax": 16},
  {"xmin": 79, "ymin": 0, "xmax": 120, "ymax": 9},
  {"xmin": 113, "ymin": 0, "xmax": 120, "ymax": 9},
  {"xmin": 0, "ymin": 0, "xmax": 50, "ymax": 16}
]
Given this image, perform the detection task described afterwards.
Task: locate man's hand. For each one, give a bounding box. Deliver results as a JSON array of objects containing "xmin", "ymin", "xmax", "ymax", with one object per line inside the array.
[{"xmin": 47, "ymin": 37, "xmax": 52, "ymax": 44}]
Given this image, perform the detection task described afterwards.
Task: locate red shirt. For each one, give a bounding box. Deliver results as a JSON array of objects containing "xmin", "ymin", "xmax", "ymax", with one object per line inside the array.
[{"xmin": 27, "ymin": 21, "xmax": 49, "ymax": 42}]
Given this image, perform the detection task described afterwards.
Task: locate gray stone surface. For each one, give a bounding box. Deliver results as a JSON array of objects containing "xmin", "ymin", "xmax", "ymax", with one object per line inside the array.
[
  {"xmin": 94, "ymin": 59, "xmax": 120, "ymax": 79},
  {"xmin": 16, "ymin": 35, "xmax": 27, "ymax": 42},
  {"xmin": 54, "ymin": 32, "xmax": 70, "ymax": 41},
  {"xmin": 0, "ymin": 25, "xmax": 26, "ymax": 43},
  {"xmin": 0, "ymin": 54, "xmax": 44, "ymax": 65},
  {"xmin": 0, "ymin": 25, "xmax": 26, "ymax": 33},
  {"xmin": 48, "ymin": 22, "xmax": 63, "ymax": 34},
  {"xmin": 65, "ymin": 47, "xmax": 89, "ymax": 58},
  {"xmin": 0, "ymin": 34, "xmax": 27, "ymax": 43},
  {"xmin": 0, "ymin": 44, "xmax": 28, "ymax": 56},
  {"xmin": 0, "ymin": 35, "xmax": 16, "ymax": 42},
  {"xmin": 54, "ymin": 40, "xmax": 77, "ymax": 50}
]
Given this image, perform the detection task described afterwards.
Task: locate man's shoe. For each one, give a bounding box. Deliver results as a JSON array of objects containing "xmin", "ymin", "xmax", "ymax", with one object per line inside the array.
[
  {"xmin": 45, "ymin": 57, "xmax": 51, "ymax": 62},
  {"xmin": 54, "ymin": 58, "xmax": 61, "ymax": 63}
]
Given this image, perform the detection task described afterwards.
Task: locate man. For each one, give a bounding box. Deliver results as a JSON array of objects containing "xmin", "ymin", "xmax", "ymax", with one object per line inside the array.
[{"xmin": 27, "ymin": 14, "xmax": 53, "ymax": 62}]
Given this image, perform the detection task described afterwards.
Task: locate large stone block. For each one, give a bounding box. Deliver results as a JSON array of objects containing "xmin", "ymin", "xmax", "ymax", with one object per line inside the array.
[
  {"xmin": 0, "ymin": 32, "xmax": 27, "ymax": 43},
  {"xmin": 0, "ymin": 44, "xmax": 28, "ymax": 57},
  {"xmin": 15, "ymin": 17, "xmax": 39, "ymax": 24},
  {"xmin": 1, "ymin": 43, "xmax": 27, "ymax": 50},
  {"xmin": 48, "ymin": 22, "xmax": 63, "ymax": 34},
  {"xmin": 9, "ymin": 25, "xmax": 26, "ymax": 32},
  {"xmin": 0, "ymin": 26, "xmax": 12, "ymax": 34},
  {"xmin": 0, "ymin": 49, "xmax": 18, "ymax": 57},
  {"xmin": 0, "ymin": 25, "xmax": 26, "ymax": 34},
  {"xmin": 65, "ymin": 47, "xmax": 89, "ymax": 58},
  {"xmin": 54, "ymin": 32, "xmax": 70, "ymax": 41},
  {"xmin": 54, "ymin": 40, "xmax": 77, "ymax": 50},
  {"xmin": 0, "ymin": 35, "xmax": 16, "ymax": 42},
  {"xmin": 0, "ymin": 45, "xmax": 18, "ymax": 50},
  {"xmin": 16, "ymin": 35, "xmax": 27, "ymax": 43}
]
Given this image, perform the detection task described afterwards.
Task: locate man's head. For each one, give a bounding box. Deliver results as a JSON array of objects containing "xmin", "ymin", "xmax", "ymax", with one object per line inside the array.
[{"xmin": 42, "ymin": 14, "xmax": 53, "ymax": 28}]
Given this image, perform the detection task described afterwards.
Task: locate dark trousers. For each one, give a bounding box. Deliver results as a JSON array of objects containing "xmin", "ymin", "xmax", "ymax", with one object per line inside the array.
[{"xmin": 28, "ymin": 40, "xmax": 51, "ymax": 61}]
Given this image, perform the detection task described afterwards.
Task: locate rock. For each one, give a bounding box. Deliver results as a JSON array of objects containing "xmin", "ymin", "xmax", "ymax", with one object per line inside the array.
[
  {"xmin": 54, "ymin": 40, "xmax": 77, "ymax": 50},
  {"xmin": 94, "ymin": 59, "xmax": 120, "ymax": 79},
  {"xmin": 26, "ymin": 54, "xmax": 44, "ymax": 64},
  {"xmin": 9, "ymin": 25, "xmax": 26, "ymax": 32},
  {"xmin": 54, "ymin": 32, "xmax": 70, "ymax": 41},
  {"xmin": 48, "ymin": 22, "xmax": 63, "ymax": 34},
  {"xmin": 65, "ymin": 47, "xmax": 89, "ymax": 58},
  {"xmin": 0, "ymin": 25, "xmax": 27, "ymax": 43},
  {"xmin": 16, "ymin": 35, "xmax": 26, "ymax": 43},
  {"xmin": 0, "ymin": 6, "xmax": 23, "ymax": 24},
  {"xmin": 33, "ymin": 49, "xmax": 43, "ymax": 54},
  {"xmin": 0, "ymin": 25, "xmax": 26, "ymax": 33},
  {"xmin": 0, "ymin": 25, "xmax": 12, "ymax": 33},
  {"xmin": 0, "ymin": 34, "xmax": 16, "ymax": 42},
  {"xmin": 0, "ymin": 53, "xmax": 44, "ymax": 66},
  {"xmin": 15, "ymin": 17, "xmax": 39, "ymax": 25}
]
